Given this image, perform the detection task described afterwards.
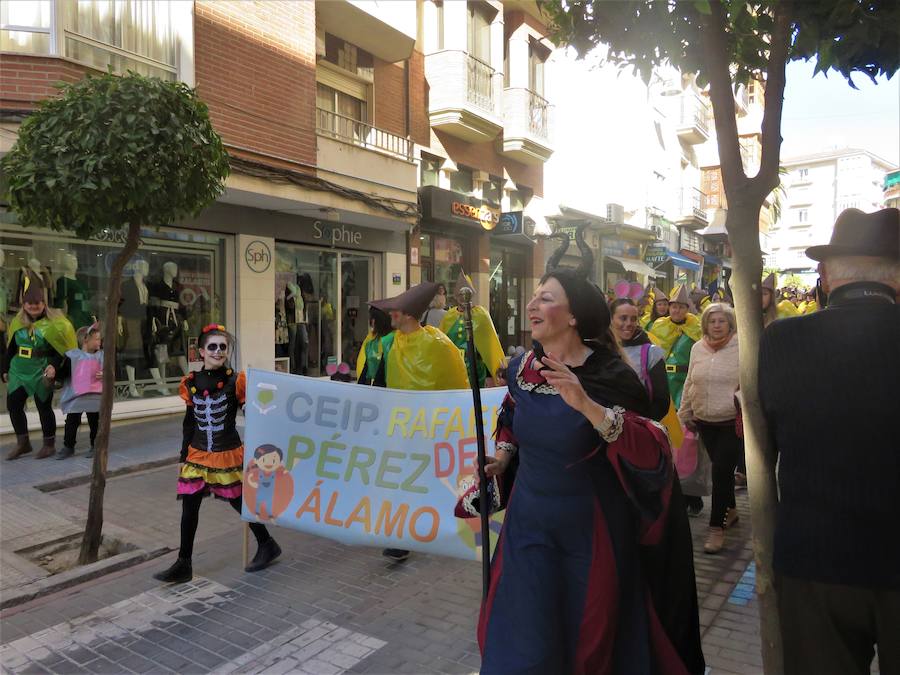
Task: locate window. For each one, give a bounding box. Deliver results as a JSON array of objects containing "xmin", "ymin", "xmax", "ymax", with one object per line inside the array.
[
  {"xmin": 529, "ymin": 40, "xmax": 548, "ymax": 97},
  {"xmin": 450, "ymin": 166, "xmax": 474, "ymax": 195},
  {"xmin": 509, "ymin": 187, "xmax": 533, "ymax": 211},
  {"xmin": 316, "ymin": 82, "xmax": 368, "ymax": 142},
  {"xmin": 467, "ymin": 2, "xmax": 492, "ymax": 62},
  {"xmin": 63, "ymin": 0, "xmax": 177, "ymax": 79},
  {"xmin": 322, "ymin": 32, "xmax": 374, "ymax": 80},
  {"xmin": 1, "ymin": 0, "xmax": 51, "ymax": 54},
  {"xmin": 798, "ymin": 168, "xmax": 809, "ymax": 180},
  {"xmin": 420, "ymin": 154, "xmax": 443, "ymax": 188},
  {"xmin": 797, "ymin": 209, "xmax": 808, "ymax": 223},
  {"xmin": 482, "ymin": 176, "xmax": 502, "ymax": 205}
]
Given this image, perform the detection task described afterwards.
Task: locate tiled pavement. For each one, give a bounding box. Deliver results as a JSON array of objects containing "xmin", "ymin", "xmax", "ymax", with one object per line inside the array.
[{"xmin": 1, "ymin": 416, "xmax": 767, "ymax": 674}]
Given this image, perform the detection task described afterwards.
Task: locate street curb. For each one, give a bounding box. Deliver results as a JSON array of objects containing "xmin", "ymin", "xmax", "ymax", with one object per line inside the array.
[
  {"xmin": 34, "ymin": 457, "xmax": 180, "ymax": 493},
  {"xmin": 0, "ymin": 546, "xmax": 172, "ymax": 611}
]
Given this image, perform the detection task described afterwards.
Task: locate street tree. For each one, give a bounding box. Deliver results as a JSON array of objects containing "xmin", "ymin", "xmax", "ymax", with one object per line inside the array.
[
  {"xmin": 1, "ymin": 71, "xmax": 229, "ymax": 564},
  {"xmin": 539, "ymin": 0, "xmax": 899, "ymax": 671}
]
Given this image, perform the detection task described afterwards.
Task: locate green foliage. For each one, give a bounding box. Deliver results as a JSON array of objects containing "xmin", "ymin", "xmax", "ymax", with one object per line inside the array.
[
  {"xmin": 539, "ymin": 0, "xmax": 900, "ymax": 88},
  {"xmin": 1, "ymin": 71, "xmax": 229, "ymax": 238}
]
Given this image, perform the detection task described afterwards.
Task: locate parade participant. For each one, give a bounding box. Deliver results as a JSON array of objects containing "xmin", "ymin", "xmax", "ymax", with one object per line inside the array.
[
  {"xmin": 420, "ymin": 282, "xmax": 448, "ymax": 328},
  {"xmin": 799, "ymin": 289, "xmax": 818, "ymax": 314},
  {"xmin": 371, "ymin": 282, "xmax": 469, "ymax": 561},
  {"xmin": 3, "ymin": 272, "xmax": 76, "ymax": 460},
  {"xmin": 649, "ymin": 284, "xmax": 702, "ymax": 409},
  {"xmin": 610, "ymin": 298, "xmax": 670, "ymax": 421},
  {"xmin": 55, "ymin": 322, "xmax": 104, "ymax": 460},
  {"xmin": 678, "ymin": 304, "xmax": 743, "ymax": 554},
  {"xmin": 762, "ymin": 273, "xmax": 800, "ymax": 326},
  {"xmin": 642, "ymin": 287, "xmax": 669, "ymax": 331},
  {"xmin": 439, "ymin": 271, "xmax": 505, "ymax": 388},
  {"xmin": 356, "ymin": 306, "xmax": 393, "ymax": 387},
  {"xmin": 479, "ymin": 229, "xmax": 704, "ymax": 675},
  {"xmin": 760, "ymin": 208, "xmax": 900, "ymax": 675},
  {"xmin": 153, "ymin": 324, "xmax": 280, "ymax": 584}
]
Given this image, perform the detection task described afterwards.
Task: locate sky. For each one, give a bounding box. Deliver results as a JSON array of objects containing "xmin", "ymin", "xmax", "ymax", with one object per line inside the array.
[{"xmin": 543, "ymin": 50, "xmax": 900, "ymax": 218}]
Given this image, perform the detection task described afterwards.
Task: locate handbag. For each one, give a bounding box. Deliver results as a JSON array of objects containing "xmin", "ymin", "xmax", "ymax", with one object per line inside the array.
[{"xmin": 675, "ymin": 427, "xmax": 712, "ymax": 497}]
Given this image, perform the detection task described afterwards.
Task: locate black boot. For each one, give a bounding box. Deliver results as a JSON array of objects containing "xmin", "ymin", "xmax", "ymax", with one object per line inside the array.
[
  {"xmin": 245, "ymin": 539, "xmax": 281, "ymax": 572},
  {"xmin": 153, "ymin": 557, "xmax": 192, "ymax": 583}
]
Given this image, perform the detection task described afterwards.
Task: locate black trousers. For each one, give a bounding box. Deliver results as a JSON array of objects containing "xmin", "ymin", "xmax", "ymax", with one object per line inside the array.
[
  {"xmin": 63, "ymin": 412, "xmax": 99, "ymax": 449},
  {"xmin": 178, "ymin": 492, "xmax": 271, "ymax": 560},
  {"xmin": 697, "ymin": 421, "xmax": 742, "ymax": 528},
  {"xmin": 7, "ymin": 387, "xmax": 56, "ymax": 437},
  {"xmin": 778, "ymin": 574, "xmax": 900, "ymax": 675}
]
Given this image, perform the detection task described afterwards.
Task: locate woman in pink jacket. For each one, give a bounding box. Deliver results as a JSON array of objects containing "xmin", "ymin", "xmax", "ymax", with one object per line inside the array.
[{"xmin": 678, "ymin": 303, "xmax": 743, "ymax": 554}]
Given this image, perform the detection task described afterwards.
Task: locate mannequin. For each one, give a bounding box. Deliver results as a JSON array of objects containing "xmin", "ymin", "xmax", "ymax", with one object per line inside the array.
[
  {"xmin": 54, "ymin": 253, "xmax": 92, "ymax": 329},
  {"xmin": 120, "ymin": 259, "xmax": 150, "ymax": 398},
  {"xmin": 285, "ymin": 279, "xmax": 306, "ymax": 374},
  {"xmin": 149, "ymin": 261, "xmax": 189, "ymax": 395}
]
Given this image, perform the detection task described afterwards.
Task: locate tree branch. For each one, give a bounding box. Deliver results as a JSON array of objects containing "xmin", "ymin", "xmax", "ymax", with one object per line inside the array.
[{"xmin": 752, "ymin": 3, "xmax": 792, "ymax": 198}]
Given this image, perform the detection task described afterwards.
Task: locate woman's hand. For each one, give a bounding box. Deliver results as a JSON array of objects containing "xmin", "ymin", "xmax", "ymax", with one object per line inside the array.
[
  {"xmin": 539, "ymin": 352, "xmax": 589, "ymax": 413},
  {"xmin": 484, "ymin": 455, "xmax": 509, "ymax": 479},
  {"xmin": 43, "ymin": 365, "xmax": 56, "ymax": 380}
]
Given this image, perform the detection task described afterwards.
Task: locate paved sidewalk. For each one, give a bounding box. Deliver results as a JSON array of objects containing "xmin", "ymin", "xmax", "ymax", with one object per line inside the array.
[{"xmin": 0, "ymin": 460, "xmax": 770, "ymax": 674}]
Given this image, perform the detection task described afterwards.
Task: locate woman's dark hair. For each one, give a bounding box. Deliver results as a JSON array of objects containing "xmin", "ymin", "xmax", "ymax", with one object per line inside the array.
[
  {"xmin": 540, "ymin": 268, "xmax": 611, "ymax": 342},
  {"xmin": 369, "ymin": 306, "xmax": 392, "ymax": 337},
  {"xmin": 648, "ymin": 295, "xmax": 669, "ymax": 322},
  {"xmin": 609, "ymin": 298, "xmax": 636, "ymax": 314},
  {"xmin": 198, "ymin": 324, "xmax": 234, "ymax": 349}
]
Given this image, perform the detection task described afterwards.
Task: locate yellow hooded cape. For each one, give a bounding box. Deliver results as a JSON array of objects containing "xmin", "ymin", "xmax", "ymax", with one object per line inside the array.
[
  {"xmin": 439, "ymin": 305, "xmax": 506, "ymax": 382},
  {"xmin": 648, "ymin": 313, "xmax": 702, "ymax": 356},
  {"xmin": 386, "ymin": 325, "xmax": 469, "ymax": 391}
]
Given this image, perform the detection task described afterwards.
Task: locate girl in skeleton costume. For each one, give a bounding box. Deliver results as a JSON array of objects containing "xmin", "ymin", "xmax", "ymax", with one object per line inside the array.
[{"xmin": 153, "ymin": 324, "xmax": 281, "ymax": 584}]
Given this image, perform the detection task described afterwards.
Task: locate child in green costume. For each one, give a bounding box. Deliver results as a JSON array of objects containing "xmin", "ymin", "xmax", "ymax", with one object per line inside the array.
[{"xmin": 3, "ymin": 272, "xmax": 77, "ymax": 460}]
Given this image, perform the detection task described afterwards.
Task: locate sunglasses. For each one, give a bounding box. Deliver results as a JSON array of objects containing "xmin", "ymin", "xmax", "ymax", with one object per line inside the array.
[{"xmin": 203, "ymin": 342, "xmax": 228, "ymax": 353}]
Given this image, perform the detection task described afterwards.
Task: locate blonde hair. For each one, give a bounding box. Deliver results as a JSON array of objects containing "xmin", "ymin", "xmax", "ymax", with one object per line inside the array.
[
  {"xmin": 15, "ymin": 306, "xmax": 64, "ymax": 330},
  {"xmin": 701, "ymin": 302, "xmax": 736, "ymax": 336}
]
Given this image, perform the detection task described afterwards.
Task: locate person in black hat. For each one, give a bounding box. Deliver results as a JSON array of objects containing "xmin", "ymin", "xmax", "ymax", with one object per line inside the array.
[
  {"xmin": 759, "ymin": 207, "xmax": 900, "ymax": 675},
  {"xmin": 477, "ymin": 225, "xmax": 704, "ymax": 675},
  {"xmin": 369, "ymin": 282, "xmax": 468, "ymax": 562}
]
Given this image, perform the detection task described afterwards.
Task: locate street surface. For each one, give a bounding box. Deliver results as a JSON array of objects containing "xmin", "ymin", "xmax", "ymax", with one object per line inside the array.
[{"xmin": 1, "ymin": 416, "xmax": 764, "ymax": 674}]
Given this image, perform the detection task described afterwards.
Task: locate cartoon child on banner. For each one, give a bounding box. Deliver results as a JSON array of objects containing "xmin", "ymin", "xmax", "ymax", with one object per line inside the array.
[{"xmin": 244, "ymin": 444, "xmax": 294, "ymax": 522}]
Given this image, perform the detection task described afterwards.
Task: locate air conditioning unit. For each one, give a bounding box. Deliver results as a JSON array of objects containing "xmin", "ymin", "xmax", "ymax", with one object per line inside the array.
[{"xmin": 650, "ymin": 225, "xmax": 663, "ymax": 239}]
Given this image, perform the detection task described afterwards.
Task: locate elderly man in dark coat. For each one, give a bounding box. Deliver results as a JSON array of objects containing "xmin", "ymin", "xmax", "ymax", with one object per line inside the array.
[{"xmin": 758, "ymin": 207, "xmax": 900, "ymax": 675}]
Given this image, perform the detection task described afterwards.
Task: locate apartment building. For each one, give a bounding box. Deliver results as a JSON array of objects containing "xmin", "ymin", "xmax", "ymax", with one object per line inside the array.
[
  {"xmin": 0, "ymin": 0, "xmax": 557, "ymax": 428},
  {"xmin": 885, "ymin": 169, "xmax": 900, "ymax": 209},
  {"xmin": 768, "ymin": 148, "xmax": 895, "ymax": 273}
]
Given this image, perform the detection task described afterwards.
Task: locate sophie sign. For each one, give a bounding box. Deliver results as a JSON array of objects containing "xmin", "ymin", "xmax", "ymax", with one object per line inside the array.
[{"xmin": 245, "ymin": 240, "xmax": 272, "ymax": 273}]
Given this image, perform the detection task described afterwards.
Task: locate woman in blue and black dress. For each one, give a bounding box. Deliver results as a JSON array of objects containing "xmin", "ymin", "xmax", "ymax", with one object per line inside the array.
[{"xmin": 478, "ymin": 227, "xmax": 704, "ymax": 675}]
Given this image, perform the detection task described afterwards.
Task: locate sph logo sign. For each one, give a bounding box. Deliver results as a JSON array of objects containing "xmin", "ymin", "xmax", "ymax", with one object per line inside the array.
[{"xmin": 245, "ymin": 240, "xmax": 272, "ymax": 273}]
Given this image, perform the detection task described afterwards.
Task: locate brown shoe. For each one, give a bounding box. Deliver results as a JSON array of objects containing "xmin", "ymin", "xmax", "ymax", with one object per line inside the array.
[
  {"xmin": 6, "ymin": 435, "xmax": 33, "ymax": 460},
  {"xmin": 34, "ymin": 437, "xmax": 56, "ymax": 459},
  {"xmin": 724, "ymin": 507, "xmax": 740, "ymax": 529},
  {"xmin": 704, "ymin": 526, "xmax": 725, "ymax": 554}
]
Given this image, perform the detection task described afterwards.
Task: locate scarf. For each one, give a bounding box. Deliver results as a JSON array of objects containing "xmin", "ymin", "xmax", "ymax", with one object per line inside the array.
[{"xmin": 703, "ymin": 331, "xmax": 733, "ymax": 352}]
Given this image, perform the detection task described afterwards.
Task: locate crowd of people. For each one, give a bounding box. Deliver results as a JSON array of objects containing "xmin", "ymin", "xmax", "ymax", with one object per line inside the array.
[{"xmin": 5, "ymin": 206, "xmax": 897, "ymax": 675}]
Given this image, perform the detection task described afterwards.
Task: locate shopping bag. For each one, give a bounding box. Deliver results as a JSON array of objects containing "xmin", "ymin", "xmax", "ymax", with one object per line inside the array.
[
  {"xmin": 674, "ymin": 427, "xmax": 712, "ymax": 497},
  {"xmin": 73, "ymin": 358, "xmax": 102, "ymax": 396}
]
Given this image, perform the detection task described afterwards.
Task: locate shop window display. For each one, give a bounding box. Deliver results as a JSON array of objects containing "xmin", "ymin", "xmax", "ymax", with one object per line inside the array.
[{"xmin": 0, "ymin": 226, "xmax": 226, "ymax": 413}]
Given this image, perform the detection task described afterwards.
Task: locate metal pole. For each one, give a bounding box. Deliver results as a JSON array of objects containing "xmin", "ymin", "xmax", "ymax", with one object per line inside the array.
[{"xmin": 461, "ymin": 288, "xmax": 491, "ymax": 599}]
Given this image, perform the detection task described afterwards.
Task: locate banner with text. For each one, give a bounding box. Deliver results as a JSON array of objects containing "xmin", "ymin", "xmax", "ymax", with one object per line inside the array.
[{"xmin": 242, "ymin": 369, "xmax": 507, "ymax": 561}]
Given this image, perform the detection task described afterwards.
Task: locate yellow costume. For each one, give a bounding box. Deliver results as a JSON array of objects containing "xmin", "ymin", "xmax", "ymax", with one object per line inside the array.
[
  {"xmin": 439, "ymin": 305, "xmax": 505, "ymax": 387},
  {"xmin": 386, "ymin": 325, "xmax": 469, "ymax": 391},
  {"xmin": 648, "ymin": 313, "xmax": 702, "ymax": 357}
]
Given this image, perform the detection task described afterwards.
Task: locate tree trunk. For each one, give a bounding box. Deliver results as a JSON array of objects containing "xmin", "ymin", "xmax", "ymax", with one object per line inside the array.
[
  {"xmin": 78, "ymin": 222, "xmax": 142, "ymax": 565},
  {"xmin": 724, "ymin": 202, "xmax": 783, "ymax": 674}
]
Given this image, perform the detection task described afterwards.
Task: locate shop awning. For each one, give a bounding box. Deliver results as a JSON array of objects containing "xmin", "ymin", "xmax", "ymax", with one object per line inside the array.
[
  {"xmin": 605, "ymin": 255, "xmax": 660, "ymax": 278},
  {"xmin": 666, "ymin": 249, "xmax": 701, "ymax": 271},
  {"xmin": 703, "ymin": 253, "xmax": 723, "ymax": 266}
]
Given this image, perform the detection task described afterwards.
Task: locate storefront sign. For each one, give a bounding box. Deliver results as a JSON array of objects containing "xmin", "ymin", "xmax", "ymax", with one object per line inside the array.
[
  {"xmin": 242, "ymin": 370, "xmax": 506, "ymax": 560},
  {"xmin": 245, "ymin": 240, "xmax": 272, "ymax": 273},
  {"xmin": 495, "ymin": 212, "xmax": 523, "ymax": 235},
  {"xmin": 602, "ymin": 237, "xmax": 642, "ymax": 259},
  {"xmin": 644, "ymin": 245, "xmax": 668, "ymax": 264},
  {"xmin": 419, "ymin": 186, "xmax": 499, "ymax": 231},
  {"xmin": 392, "ymin": 273, "xmax": 402, "ymax": 285},
  {"xmin": 313, "ymin": 221, "xmax": 363, "ymax": 247}
]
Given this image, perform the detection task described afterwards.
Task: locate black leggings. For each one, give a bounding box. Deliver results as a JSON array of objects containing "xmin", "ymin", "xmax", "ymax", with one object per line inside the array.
[
  {"xmin": 7, "ymin": 387, "xmax": 56, "ymax": 437},
  {"xmin": 64, "ymin": 412, "xmax": 99, "ymax": 449},
  {"xmin": 178, "ymin": 492, "xmax": 271, "ymax": 560},
  {"xmin": 698, "ymin": 422, "xmax": 744, "ymax": 528}
]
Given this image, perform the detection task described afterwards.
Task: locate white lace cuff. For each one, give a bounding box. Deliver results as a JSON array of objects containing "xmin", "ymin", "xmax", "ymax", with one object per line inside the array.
[
  {"xmin": 496, "ymin": 441, "xmax": 518, "ymax": 456},
  {"xmin": 594, "ymin": 406, "xmax": 625, "ymax": 443}
]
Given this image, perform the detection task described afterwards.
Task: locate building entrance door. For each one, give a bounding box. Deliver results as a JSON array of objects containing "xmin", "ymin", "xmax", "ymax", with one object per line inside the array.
[{"xmin": 489, "ymin": 247, "xmax": 525, "ymax": 352}]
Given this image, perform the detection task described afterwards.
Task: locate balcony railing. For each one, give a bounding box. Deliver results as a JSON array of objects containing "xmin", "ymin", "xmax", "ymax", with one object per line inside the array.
[
  {"xmin": 316, "ymin": 108, "xmax": 412, "ymax": 161},
  {"xmin": 679, "ymin": 95, "xmax": 709, "ymax": 134},
  {"xmin": 680, "ymin": 187, "xmax": 708, "ymax": 221},
  {"xmin": 466, "ymin": 54, "xmax": 494, "ymax": 112},
  {"xmin": 528, "ymin": 90, "xmax": 550, "ymax": 139}
]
